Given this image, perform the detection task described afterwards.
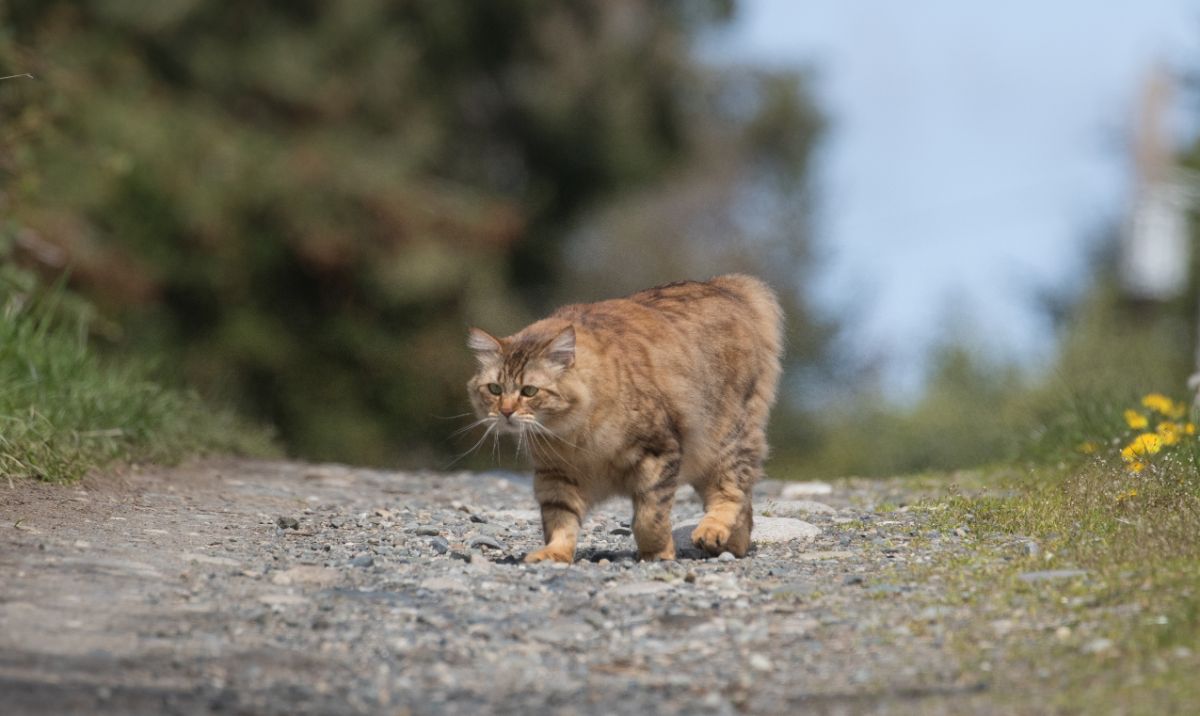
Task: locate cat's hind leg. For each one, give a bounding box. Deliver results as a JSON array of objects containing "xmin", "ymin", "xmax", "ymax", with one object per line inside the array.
[
  {"xmin": 692, "ymin": 426, "xmax": 764, "ymax": 558},
  {"xmin": 525, "ymin": 467, "xmax": 586, "ymax": 564}
]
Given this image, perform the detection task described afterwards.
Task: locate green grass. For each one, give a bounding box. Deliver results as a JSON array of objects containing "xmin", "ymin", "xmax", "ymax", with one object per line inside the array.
[
  {"xmin": 921, "ymin": 409, "xmax": 1200, "ymax": 713},
  {"xmin": 0, "ymin": 279, "xmax": 275, "ymax": 482}
]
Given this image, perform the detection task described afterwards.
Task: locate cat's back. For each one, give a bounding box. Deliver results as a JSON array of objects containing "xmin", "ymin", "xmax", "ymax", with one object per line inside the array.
[{"xmin": 555, "ymin": 274, "xmax": 781, "ymax": 353}]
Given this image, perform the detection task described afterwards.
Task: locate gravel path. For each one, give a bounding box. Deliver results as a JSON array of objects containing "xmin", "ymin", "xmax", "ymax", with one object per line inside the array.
[{"xmin": 1, "ymin": 460, "xmax": 995, "ymax": 715}]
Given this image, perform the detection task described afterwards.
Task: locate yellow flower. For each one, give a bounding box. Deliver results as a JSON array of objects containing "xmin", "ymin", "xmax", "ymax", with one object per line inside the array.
[
  {"xmin": 1142, "ymin": 392, "xmax": 1173, "ymax": 413},
  {"xmin": 1124, "ymin": 409, "xmax": 1149, "ymax": 430},
  {"xmin": 1116, "ymin": 488, "xmax": 1139, "ymax": 501},
  {"xmin": 1156, "ymin": 421, "xmax": 1182, "ymax": 446},
  {"xmin": 1143, "ymin": 393, "xmax": 1188, "ymax": 419},
  {"xmin": 1187, "ymin": 423, "xmax": 1197, "ymax": 436},
  {"xmin": 1128, "ymin": 461, "xmax": 1147, "ymax": 474},
  {"xmin": 1122, "ymin": 433, "xmax": 1162, "ymax": 461},
  {"xmin": 1077, "ymin": 441, "xmax": 1099, "ymax": 455}
]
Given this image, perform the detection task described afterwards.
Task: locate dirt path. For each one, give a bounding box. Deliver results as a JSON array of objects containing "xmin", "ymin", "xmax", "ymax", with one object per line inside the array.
[{"xmin": 1, "ymin": 460, "xmax": 999, "ymax": 715}]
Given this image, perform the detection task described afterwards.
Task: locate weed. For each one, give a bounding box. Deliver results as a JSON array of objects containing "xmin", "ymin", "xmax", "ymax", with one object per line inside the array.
[{"xmin": 0, "ymin": 275, "xmax": 274, "ymax": 482}]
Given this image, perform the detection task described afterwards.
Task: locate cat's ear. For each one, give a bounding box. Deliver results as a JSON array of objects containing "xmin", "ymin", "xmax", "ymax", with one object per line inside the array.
[
  {"xmin": 544, "ymin": 325, "xmax": 575, "ymax": 369},
  {"xmin": 467, "ymin": 327, "xmax": 502, "ymax": 364}
]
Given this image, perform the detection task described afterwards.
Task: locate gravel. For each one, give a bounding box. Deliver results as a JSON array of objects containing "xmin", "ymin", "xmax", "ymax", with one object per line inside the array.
[{"xmin": 1, "ymin": 459, "xmax": 996, "ymax": 715}]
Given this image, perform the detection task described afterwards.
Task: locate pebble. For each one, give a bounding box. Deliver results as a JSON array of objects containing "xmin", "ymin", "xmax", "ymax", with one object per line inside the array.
[
  {"xmin": 749, "ymin": 654, "xmax": 773, "ymax": 671},
  {"xmin": 717, "ymin": 551, "xmax": 737, "ymax": 562},
  {"xmin": 276, "ymin": 516, "xmax": 300, "ymax": 530},
  {"xmin": 609, "ymin": 527, "xmax": 632, "ymax": 536},
  {"xmin": 469, "ymin": 535, "xmax": 504, "ymax": 550},
  {"xmin": 430, "ymin": 537, "xmax": 450, "ymax": 554},
  {"xmin": 350, "ymin": 555, "xmax": 375, "ymax": 568},
  {"xmin": 1018, "ymin": 569, "xmax": 1088, "ymax": 583}
]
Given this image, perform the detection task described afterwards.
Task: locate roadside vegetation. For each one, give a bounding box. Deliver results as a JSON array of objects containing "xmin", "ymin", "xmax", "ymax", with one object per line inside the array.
[
  {"xmin": 0, "ymin": 265, "xmax": 275, "ymax": 483},
  {"xmin": 916, "ymin": 390, "xmax": 1200, "ymax": 713}
]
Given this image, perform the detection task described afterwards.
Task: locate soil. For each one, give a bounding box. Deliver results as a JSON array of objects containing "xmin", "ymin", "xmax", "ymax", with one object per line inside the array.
[{"xmin": 1, "ymin": 459, "xmax": 1005, "ymax": 715}]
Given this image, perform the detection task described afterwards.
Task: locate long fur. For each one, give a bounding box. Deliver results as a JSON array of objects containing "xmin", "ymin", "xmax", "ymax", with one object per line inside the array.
[{"xmin": 466, "ymin": 274, "xmax": 783, "ymax": 562}]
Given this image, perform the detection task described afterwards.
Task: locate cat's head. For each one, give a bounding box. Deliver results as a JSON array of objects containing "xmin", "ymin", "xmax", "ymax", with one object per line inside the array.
[{"xmin": 465, "ymin": 322, "xmax": 584, "ymax": 435}]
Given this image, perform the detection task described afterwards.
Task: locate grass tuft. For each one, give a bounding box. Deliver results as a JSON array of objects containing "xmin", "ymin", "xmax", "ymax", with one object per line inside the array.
[
  {"xmin": 924, "ymin": 392, "xmax": 1200, "ymax": 712},
  {"xmin": 0, "ymin": 275, "xmax": 275, "ymax": 482}
]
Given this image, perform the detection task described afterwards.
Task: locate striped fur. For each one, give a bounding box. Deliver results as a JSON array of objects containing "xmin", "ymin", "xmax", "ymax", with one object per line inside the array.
[{"xmin": 467, "ymin": 274, "xmax": 783, "ymax": 562}]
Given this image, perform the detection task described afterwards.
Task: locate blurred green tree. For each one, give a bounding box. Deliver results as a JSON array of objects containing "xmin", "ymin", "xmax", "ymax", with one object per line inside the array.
[{"xmin": 2, "ymin": 0, "xmax": 830, "ymax": 466}]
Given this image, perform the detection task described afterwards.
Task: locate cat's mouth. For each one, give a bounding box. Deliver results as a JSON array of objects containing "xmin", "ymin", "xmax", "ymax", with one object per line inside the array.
[{"xmin": 490, "ymin": 414, "xmax": 531, "ymax": 434}]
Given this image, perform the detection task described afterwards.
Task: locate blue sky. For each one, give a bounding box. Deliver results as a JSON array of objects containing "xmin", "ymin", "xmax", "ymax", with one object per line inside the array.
[{"xmin": 706, "ymin": 0, "xmax": 1200, "ymax": 395}]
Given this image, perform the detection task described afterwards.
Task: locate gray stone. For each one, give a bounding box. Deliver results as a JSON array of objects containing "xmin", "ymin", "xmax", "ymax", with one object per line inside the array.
[
  {"xmin": 276, "ymin": 516, "xmax": 300, "ymax": 530},
  {"xmin": 1082, "ymin": 637, "xmax": 1114, "ymax": 654},
  {"xmin": 1018, "ymin": 569, "xmax": 1088, "ymax": 583},
  {"xmin": 794, "ymin": 550, "xmax": 855, "ymax": 561},
  {"xmin": 469, "ymin": 535, "xmax": 504, "ymax": 550},
  {"xmin": 430, "ymin": 536, "xmax": 450, "ymax": 554},
  {"xmin": 350, "ymin": 555, "xmax": 375, "ymax": 568}
]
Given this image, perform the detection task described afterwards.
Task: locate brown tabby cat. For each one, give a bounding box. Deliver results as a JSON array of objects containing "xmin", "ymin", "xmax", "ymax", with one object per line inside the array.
[{"xmin": 466, "ymin": 274, "xmax": 782, "ymax": 563}]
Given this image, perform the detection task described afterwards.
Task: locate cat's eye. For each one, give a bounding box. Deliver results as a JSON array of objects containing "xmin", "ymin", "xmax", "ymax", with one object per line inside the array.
[
  {"xmin": 520, "ymin": 385, "xmax": 539, "ymax": 397},
  {"xmin": 486, "ymin": 383, "xmax": 502, "ymax": 396}
]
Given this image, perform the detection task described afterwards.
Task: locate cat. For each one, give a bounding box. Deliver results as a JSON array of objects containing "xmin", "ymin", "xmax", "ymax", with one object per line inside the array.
[{"xmin": 466, "ymin": 274, "xmax": 783, "ymax": 563}]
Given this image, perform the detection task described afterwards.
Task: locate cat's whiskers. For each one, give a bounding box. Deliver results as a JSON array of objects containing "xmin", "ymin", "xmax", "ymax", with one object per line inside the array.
[
  {"xmin": 515, "ymin": 424, "xmax": 525, "ymax": 459},
  {"xmin": 448, "ymin": 416, "xmax": 495, "ymax": 440},
  {"xmin": 527, "ymin": 419, "xmax": 591, "ymax": 457},
  {"xmin": 437, "ymin": 412, "xmax": 476, "ymax": 421},
  {"xmin": 521, "ymin": 421, "xmax": 556, "ymax": 463},
  {"xmin": 443, "ymin": 418, "xmax": 499, "ymax": 468},
  {"xmin": 523, "ymin": 419, "xmax": 583, "ymax": 470}
]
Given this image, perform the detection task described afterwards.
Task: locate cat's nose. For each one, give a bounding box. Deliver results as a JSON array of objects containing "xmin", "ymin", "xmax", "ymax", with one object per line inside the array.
[{"xmin": 500, "ymin": 407, "xmax": 515, "ymax": 418}]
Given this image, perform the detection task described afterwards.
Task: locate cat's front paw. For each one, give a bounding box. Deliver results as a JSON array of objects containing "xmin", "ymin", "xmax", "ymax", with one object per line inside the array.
[{"xmin": 524, "ymin": 546, "xmax": 574, "ymax": 564}]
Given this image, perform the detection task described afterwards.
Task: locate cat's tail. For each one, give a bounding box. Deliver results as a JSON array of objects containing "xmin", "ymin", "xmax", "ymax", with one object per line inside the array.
[{"xmin": 711, "ymin": 273, "xmax": 784, "ymax": 360}]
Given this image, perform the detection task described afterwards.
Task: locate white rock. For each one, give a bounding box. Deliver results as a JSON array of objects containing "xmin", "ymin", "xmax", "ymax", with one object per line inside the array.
[
  {"xmin": 1082, "ymin": 638, "xmax": 1114, "ymax": 655},
  {"xmin": 749, "ymin": 654, "xmax": 773, "ymax": 671},
  {"xmin": 780, "ymin": 482, "xmax": 833, "ymax": 498},
  {"xmin": 752, "ymin": 517, "xmax": 820, "ymax": 543},
  {"xmin": 760, "ymin": 499, "xmax": 837, "ymax": 516},
  {"xmin": 671, "ymin": 516, "xmax": 819, "ymax": 548}
]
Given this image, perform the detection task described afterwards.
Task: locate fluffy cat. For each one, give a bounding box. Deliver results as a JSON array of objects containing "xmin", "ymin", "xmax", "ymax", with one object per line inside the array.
[{"xmin": 466, "ymin": 274, "xmax": 782, "ymax": 563}]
